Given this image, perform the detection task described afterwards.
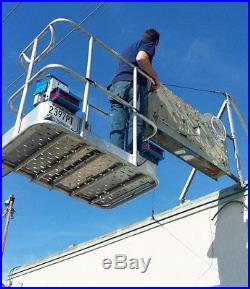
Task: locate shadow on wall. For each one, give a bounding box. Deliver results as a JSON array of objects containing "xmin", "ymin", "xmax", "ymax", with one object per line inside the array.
[{"xmin": 207, "ymin": 189, "xmax": 248, "ymax": 287}]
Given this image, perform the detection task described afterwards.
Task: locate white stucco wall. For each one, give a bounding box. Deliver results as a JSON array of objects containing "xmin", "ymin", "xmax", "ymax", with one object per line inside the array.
[{"xmin": 8, "ymin": 184, "xmax": 248, "ymax": 287}]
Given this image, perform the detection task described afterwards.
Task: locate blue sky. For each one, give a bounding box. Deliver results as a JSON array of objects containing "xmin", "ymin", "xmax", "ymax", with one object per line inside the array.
[{"xmin": 1, "ymin": 2, "xmax": 248, "ymax": 277}]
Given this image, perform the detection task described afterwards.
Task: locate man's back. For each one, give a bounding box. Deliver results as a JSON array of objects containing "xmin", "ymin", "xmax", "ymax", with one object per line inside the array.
[
  {"xmin": 112, "ymin": 39, "xmax": 157, "ymax": 86},
  {"xmin": 109, "ymin": 28, "xmax": 160, "ymax": 152}
]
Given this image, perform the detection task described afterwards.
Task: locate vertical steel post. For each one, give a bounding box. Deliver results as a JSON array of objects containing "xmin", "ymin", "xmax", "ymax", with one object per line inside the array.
[
  {"xmin": 12, "ymin": 38, "xmax": 38, "ymax": 137},
  {"xmin": 80, "ymin": 36, "xmax": 93, "ymax": 136},
  {"xmin": 225, "ymin": 94, "xmax": 244, "ymax": 186},
  {"xmin": 179, "ymin": 168, "xmax": 197, "ymax": 203},
  {"xmin": 132, "ymin": 67, "xmax": 138, "ymax": 165},
  {"xmin": 178, "ymin": 100, "xmax": 228, "ymax": 203},
  {"xmin": 2, "ymin": 195, "xmax": 15, "ymax": 257},
  {"xmin": 85, "ymin": 102, "xmax": 90, "ymax": 122}
]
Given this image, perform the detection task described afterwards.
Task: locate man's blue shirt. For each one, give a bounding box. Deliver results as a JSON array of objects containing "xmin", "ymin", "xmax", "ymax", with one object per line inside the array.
[{"xmin": 112, "ymin": 39, "xmax": 157, "ymax": 87}]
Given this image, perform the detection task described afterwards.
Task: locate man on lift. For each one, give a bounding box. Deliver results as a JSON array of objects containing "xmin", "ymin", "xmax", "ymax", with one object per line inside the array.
[{"xmin": 109, "ymin": 28, "xmax": 160, "ymax": 153}]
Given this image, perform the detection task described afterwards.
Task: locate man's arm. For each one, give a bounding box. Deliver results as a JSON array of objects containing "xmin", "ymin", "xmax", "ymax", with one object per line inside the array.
[{"xmin": 136, "ymin": 51, "xmax": 160, "ymax": 91}]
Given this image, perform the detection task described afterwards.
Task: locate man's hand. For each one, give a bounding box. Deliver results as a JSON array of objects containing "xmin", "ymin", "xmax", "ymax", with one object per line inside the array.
[{"xmin": 151, "ymin": 79, "xmax": 160, "ymax": 92}]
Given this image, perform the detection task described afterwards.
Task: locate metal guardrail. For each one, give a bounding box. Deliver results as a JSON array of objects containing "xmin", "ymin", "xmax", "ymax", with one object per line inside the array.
[
  {"xmin": 19, "ymin": 24, "xmax": 55, "ymax": 68},
  {"xmin": 7, "ymin": 18, "xmax": 158, "ymax": 165},
  {"xmin": 8, "ymin": 64, "xmax": 157, "ymax": 141},
  {"xmin": 18, "ymin": 18, "xmax": 155, "ymax": 83},
  {"xmin": 5, "ymin": 18, "xmax": 248, "ymax": 204}
]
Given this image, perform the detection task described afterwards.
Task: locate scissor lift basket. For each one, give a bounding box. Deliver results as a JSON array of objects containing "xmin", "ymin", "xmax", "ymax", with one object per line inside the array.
[{"xmin": 2, "ymin": 103, "xmax": 158, "ymax": 209}]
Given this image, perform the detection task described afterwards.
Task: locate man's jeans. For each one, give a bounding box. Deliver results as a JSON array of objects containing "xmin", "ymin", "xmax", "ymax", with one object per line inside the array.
[{"xmin": 109, "ymin": 81, "xmax": 148, "ymax": 153}]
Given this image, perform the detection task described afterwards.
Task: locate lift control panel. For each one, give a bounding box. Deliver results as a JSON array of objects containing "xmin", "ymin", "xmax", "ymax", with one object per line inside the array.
[{"xmin": 33, "ymin": 75, "xmax": 81, "ymax": 114}]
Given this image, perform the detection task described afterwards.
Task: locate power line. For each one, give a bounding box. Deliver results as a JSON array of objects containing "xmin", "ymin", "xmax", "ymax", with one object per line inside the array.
[
  {"xmin": 48, "ymin": 2, "xmax": 105, "ymax": 55},
  {"xmin": 2, "ymin": 2, "xmax": 21, "ymax": 24},
  {"xmin": 75, "ymin": 2, "xmax": 98, "ymax": 23},
  {"xmin": 41, "ymin": 2, "xmax": 107, "ymax": 56},
  {"xmin": 3, "ymin": 73, "xmax": 25, "ymax": 94},
  {"xmin": 2, "ymin": 2, "xmax": 105, "ymax": 94},
  {"xmin": 85, "ymin": 2, "xmax": 112, "ymax": 24},
  {"xmin": 4, "ymin": 3, "xmax": 224, "ymax": 102}
]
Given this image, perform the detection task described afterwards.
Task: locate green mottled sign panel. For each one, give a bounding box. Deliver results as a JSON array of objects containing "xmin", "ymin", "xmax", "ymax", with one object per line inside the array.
[{"xmin": 145, "ymin": 85, "xmax": 230, "ymax": 179}]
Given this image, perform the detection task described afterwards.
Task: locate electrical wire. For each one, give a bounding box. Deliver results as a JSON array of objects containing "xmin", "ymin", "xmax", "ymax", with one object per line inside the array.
[
  {"xmin": 195, "ymin": 198, "xmax": 248, "ymax": 284},
  {"xmin": 3, "ymin": 3, "xmax": 247, "ymax": 140},
  {"xmin": 3, "ymin": 73, "xmax": 25, "ymax": 94},
  {"xmin": 46, "ymin": 2, "xmax": 105, "ymax": 56},
  {"xmin": 163, "ymin": 83, "xmax": 227, "ymax": 96},
  {"xmin": 54, "ymin": 2, "xmax": 98, "ymax": 51},
  {"xmin": 85, "ymin": 2, "xmax": 112, "ymax": 24},
  {"xmin": 152, "ymin": 216, "xmax": 218, "ymax": 271},
  {"xmin": 211, "ymin": 200, "xmax": 248, "ymax": 221},
  {"xmin": 2, "ymin": 2, "xmax": 105, "ymax": 94},
  {"xmin": 2, "ymin": 2, "xmax": 21, "ymax": 24},
  {"xmin": 194, "ymin": 208, "xmax": 215, "ymax": 286},
  {"xmin": 164, "ymin": 82, "xmax": 248, "ymax": 136}
]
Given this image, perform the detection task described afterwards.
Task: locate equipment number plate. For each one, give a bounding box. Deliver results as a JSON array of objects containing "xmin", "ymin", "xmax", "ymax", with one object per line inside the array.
[
  {"xmin": 49, "ymin": 105, "xmax": 73, "ymax": 125},
  {"xmin": 45, "ymin": 102, "xmax": 79, "ymax": 132}
]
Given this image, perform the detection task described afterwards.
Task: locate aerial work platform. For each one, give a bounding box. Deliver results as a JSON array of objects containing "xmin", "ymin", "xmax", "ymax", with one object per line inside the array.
[
  {"xmin": 2, "ymin": 18, "xmax": 247, "ymax": 207},
  {"xmin": 2, "ymin": 101, "xmax": 157, "ymax": 208}
]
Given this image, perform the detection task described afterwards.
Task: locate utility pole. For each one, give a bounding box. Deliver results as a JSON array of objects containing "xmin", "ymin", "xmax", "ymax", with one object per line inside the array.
[{"xmin": 2, "ymin": 195, "xmax": 15, "ymax": 257}]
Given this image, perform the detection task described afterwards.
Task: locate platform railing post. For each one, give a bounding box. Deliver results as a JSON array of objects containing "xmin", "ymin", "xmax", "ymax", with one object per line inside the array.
[
  {"xmin": 225, "ymin": 94, "xmax": 244, "ymax": 186},
  {"xmin": 80, "ymin": 36, "xmax": 93, "ymax": 136},
  {"xmin": 132, "ymin": 67, "xmax": 138, "ymax": 165},
  {"xmin": 12, "ymin": 38, "xmax": 38, "ymax": 137}
]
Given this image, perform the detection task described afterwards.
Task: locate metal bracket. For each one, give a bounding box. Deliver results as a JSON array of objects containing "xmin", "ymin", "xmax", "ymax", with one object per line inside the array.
[{"xmin": 179, "ymin": 94, "xmax": 247, "ymax": 204}]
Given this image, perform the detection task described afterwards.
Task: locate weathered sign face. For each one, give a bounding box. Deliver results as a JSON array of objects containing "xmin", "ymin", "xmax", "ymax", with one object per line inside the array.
[{"xmin": 145, "ymin": 85, "xmax": 230, "ymax": 180}]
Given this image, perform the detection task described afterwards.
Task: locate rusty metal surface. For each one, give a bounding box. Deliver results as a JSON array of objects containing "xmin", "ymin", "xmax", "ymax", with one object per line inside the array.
[{"xmin": 145, "ymin": 85, "xmax": 230, "ymax": 179}]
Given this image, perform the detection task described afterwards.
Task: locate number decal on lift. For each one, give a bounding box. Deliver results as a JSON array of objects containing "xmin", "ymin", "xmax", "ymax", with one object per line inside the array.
[
  {"xmin": 49, "ymin": 106, "xmax": 54, "ymax": 113},
  {"xmin": 48, "ymin": 105, "xmax": 73, "ymax": 126}
]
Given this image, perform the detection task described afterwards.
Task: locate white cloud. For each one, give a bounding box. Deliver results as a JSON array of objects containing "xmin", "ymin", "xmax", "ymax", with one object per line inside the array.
[
  {"xmin": 184, "ymin": 38, "xmax": 213, "ymax": 65},
  {"xmin": 183, "ymin": 38, "xmax": 247, "ymax": 84}
]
